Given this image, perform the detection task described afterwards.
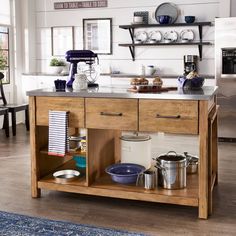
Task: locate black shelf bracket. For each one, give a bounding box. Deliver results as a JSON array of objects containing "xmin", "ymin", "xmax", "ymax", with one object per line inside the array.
[
  {"xmin": 198, "ymin": 44, "xmax": 203, "ymax": 61},
  {"xmin": 128, "ymin": 28, "xmax": 135, "ymax": 61},
  {"xmin": 128, "ymin": 46, "xmax": 135, "ymax": 61},
  {"xmin": 198, "ymin": 25, "xmax": 203, "ymax": 60}
]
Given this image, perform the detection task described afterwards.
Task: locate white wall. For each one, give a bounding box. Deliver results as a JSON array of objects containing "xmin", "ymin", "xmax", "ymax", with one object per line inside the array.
[{"xmin": 33, "ymin": 0, "xmax": 219, "ymax": 78}]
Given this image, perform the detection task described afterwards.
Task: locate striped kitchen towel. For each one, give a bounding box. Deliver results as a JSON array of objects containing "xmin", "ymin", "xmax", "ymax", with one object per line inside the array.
[{"xmin": 48, "ymin": 110, "xmax": 69, "ymax": 156}]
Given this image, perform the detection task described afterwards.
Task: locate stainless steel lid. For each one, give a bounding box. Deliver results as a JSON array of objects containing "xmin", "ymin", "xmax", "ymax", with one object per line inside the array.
[{"xmin": 120, "ymin": 135, "xmax": 151, "ymax": 142}]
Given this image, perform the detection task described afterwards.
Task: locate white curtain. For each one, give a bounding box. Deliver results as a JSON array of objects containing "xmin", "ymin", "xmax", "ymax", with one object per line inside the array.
[{"xmin": 0, "ymin": 0, "xmax": 10, "ymax": 25}]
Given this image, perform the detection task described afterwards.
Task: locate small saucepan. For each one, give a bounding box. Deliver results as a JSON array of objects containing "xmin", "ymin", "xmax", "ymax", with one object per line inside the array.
[{"xmin": 184, "ymin": 152, "xmax": 198, "ymax": 174}]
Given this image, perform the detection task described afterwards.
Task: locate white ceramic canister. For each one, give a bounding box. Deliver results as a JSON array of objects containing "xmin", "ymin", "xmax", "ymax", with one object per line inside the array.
[
  {"xmin": 120, "ymin": 135, "xmax": 152, "ymax": 169},
  {"xmin": 146, "ymin": 65, "xmax": 155, "ymax": 76},
  {"xmin": 73, "ymin": 73, "xmax": 88, "ymax": 90}
]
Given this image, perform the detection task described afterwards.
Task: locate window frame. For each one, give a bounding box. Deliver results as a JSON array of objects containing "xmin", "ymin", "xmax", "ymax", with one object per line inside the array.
[{"xmin": 0, "ymin": 26, "xmax": 10, "ymax": 84}]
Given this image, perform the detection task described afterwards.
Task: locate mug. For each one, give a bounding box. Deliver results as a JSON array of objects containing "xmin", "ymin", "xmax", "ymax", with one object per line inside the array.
[
  {"xmin": 133, "ymin": 16, "xmax": 143, "ymax": 23},
  {"xmin": 146, "ymin": 65, "xmax": 155, "ymax": 76},
  {"xmin": 185, "ymin": 16, "xmax": 195, "ymax": 24},
  {"xmin": 136, "ymin": 169, "xmax": 157, "ymax": 190}
]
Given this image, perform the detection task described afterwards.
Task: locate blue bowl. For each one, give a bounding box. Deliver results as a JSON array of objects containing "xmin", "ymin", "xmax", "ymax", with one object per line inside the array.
[
  {"xmin": 185, "ymin": 16, "xmax": 195, "ymax": 23},
  {"xmin": 178, "ymin": 76, "xmax": 204, "ymax": 90},
  {"xmin": 158, "ymin": 15, "xmax": 172, "ymax": 24},
  {"xmin": 105, "ymin": 163, "xmax": 145, "ymax": 184},
  {"xmin": 73, "ymin": 156, "xmax": 86, "ymax": 168},
  {"xmin": 185, "ymin": 77, "xmax": 205, "ymax": 90}
]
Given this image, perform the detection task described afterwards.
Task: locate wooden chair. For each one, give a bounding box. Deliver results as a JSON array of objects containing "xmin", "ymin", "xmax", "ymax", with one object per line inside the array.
[
  {"xmin": 0, "ymin": 76, "xmax": 29, "ymax": 136},
  {"xmin": 0, "ymin": 107, "xmax": 9, "ymax": 137}
]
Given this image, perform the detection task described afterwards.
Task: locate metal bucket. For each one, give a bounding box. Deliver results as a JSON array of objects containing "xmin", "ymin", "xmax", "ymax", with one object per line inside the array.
[{"xmin": 154, "ymin": 151, "xmax": 188, "ymax": 189}]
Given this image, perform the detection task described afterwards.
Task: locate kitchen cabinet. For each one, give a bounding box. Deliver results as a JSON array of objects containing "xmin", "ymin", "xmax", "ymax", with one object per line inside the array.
[
  {"xmin": 28, "ymin": 86, "xmax": 218, "ymax": 219},
  {"xmin": 119, "ymin": 22, "xmax": 212, "ymax": 61}
]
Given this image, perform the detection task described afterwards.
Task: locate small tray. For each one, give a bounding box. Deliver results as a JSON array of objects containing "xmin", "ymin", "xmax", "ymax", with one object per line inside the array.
[
  {"xmin": 128, "ymin": 85, "xmax": 177, "ymax": 93},
  {"xmin": 53, "ymin": 169, "xmax": 80, "ymax": 184}
]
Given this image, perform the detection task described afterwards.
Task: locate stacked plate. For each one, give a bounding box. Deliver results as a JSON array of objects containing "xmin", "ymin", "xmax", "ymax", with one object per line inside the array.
[{"xmin": 48, "ymin": 110, "xmax": 69, "ymax": 157}]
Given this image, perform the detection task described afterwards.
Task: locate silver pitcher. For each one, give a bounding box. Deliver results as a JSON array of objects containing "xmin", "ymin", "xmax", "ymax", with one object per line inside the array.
[{"xmin": 136, "ymin": 169, "xmax": 157, "ymax": 190}]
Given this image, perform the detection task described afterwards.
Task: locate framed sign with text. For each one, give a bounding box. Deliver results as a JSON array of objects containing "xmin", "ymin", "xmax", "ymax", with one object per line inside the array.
[{"xmin": 54, "ymin": 1, "xmax": 107, "ymax": 9}]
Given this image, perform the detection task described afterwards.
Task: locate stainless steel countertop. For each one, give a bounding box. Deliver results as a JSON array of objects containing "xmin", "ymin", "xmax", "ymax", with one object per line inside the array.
[{"xmin": 26, "ymin": 86, "xmax": 218, "ymax": 100}]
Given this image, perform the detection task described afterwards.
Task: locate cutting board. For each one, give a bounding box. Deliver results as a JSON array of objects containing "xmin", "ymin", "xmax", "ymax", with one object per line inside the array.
[{"xmin": 127, "ymin": 86, "xmax": 177, "ymax": 93}]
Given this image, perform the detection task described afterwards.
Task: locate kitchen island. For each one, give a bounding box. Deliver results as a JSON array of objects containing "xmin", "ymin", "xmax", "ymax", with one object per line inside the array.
[{"xmin": 27, "ymin": 86, "xmax": 218, "ymax": 219}]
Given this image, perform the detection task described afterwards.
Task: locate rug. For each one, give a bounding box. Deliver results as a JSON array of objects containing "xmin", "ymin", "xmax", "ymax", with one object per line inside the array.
[{"xmin": 0, "ymin": 211, "xmax": 147, "ymax": 236}]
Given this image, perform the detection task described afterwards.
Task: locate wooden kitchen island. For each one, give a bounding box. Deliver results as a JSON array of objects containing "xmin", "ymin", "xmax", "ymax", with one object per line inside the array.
[{"xmin": 27, "ymin": 86, "xmax": 218, "ymax": 219}]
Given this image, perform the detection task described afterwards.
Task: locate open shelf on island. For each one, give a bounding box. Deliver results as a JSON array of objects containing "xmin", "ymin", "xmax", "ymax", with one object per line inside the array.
[
  {"xmin": 38, "ymin": 159, "xmax": 87, "ymax": 189},
  {"xmin": 90, "ymin": 174, "xmax": 199, "ymax": 207},
  {"xmin": 40, "ymin": 148, "xmax": 86, "ymax": 158}
]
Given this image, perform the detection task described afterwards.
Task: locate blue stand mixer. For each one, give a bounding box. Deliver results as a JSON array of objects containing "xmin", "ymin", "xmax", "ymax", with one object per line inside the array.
[{"xmin": 65, "ymin": 50, "xmax": 99, "ymax": 88}]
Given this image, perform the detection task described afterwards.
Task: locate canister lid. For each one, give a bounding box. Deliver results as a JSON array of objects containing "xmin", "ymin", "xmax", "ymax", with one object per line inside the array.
[{"xmin": 120, "ymin": 135, "xmax": 151, "ymax": 142}]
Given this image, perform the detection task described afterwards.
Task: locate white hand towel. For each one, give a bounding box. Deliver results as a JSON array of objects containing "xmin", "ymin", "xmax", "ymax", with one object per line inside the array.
[{"xmin": 48, "ymin": 110, "xmax": 69, "ymax": 156}]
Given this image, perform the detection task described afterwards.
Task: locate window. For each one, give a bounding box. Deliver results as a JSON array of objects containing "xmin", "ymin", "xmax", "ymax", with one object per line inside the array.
[{"xmin": 0, "ymin": 26, "xmax": 9, "ymax": 84}]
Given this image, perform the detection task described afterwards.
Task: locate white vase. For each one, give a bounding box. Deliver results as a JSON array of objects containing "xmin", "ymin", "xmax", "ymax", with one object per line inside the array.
[
  {"xmin": 73, "ymin": 73, "xmax": 88, "ymax": 91},
  {"xmin": 49, "ymin": 66, "xmax": 63, "ymax": 74}
]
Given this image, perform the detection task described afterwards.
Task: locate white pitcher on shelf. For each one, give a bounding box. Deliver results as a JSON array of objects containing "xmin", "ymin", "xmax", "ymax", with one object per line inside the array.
[{"xmin": 72, "ymin": 72, "xmax": 88, "ymax": 91}]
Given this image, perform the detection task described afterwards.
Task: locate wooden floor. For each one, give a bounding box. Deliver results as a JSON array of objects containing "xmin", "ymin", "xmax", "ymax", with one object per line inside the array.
[{"xmin": 0, "ymin": 125, "xmax": 236, "ymax": 236}]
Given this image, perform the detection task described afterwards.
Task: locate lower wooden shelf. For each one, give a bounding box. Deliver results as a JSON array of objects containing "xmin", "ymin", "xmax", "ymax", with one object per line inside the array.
[
  {"xmin": 37, "ymin": 160, "xmax": 199, "ymax": 207},
  {"xmin": 38, "ymin": 159, "xmax": 87, "ymax": 188}
]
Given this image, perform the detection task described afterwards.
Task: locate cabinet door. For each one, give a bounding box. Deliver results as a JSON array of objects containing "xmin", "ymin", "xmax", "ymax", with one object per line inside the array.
[
  {"xmin": 36, "ymin": 97, "xmax": 85, "ymax": 127},
  {"xmin": 139, "ymin": 100, "xmax": 198, "ymax": 134},
  {"xmin": 86, "ymin": 98, "xmax": 138, "ymax": 131}
]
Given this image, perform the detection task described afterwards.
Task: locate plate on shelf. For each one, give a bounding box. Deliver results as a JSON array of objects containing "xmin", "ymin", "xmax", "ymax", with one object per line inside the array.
[
  {"xmin": 180, "ymin": 29, "xmax": 195, "ymax": 42},
  {"xmin": 148, "ymin": 31, "xmax": 162, "ymax": 43},
  {"xmin": 134, "ymin": 31, "xmax": 148, "ymax": 43},
  {"xmin": 155, "ymin": 2, "xmax": 179, "ymax": 24},
  {"xmin": 163, "ymin": 31, "xmax": 178, "ymax": 43}
]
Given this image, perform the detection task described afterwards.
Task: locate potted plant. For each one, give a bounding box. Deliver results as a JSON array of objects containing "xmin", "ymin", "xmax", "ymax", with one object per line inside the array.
[
  {"xmin": 49, "ymin": 58, "xmax": 66, "ymax": 74},
  {"xmin": 0, "ymin": 47, "xmax": 7, "ymax": 80}
]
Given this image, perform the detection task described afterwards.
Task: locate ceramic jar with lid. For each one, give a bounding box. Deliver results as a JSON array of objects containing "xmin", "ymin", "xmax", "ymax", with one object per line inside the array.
[{"xmin": 72, "ymin": 73, "xmax": 88, "ymax": 90}]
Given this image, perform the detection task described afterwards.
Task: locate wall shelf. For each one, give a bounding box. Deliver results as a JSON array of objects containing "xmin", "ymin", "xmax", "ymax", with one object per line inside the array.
[{"xmin": 119, "ymin": 22, "xmax": 213, "ymax": 61}]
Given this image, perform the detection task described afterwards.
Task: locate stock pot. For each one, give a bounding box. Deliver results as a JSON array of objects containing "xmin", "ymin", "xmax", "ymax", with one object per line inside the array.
[{"xmin": 154, "ymin": 151, "xmax": 190, "ymax": 189}]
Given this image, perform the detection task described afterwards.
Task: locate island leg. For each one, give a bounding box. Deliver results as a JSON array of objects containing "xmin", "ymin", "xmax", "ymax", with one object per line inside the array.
[
  {"xmin": 199, "ymin": 100, "xmax": 209, "ymax": 219},
  {"xmin": 29, "ymin": 97, "xmax": 41, "ymax": 198}
]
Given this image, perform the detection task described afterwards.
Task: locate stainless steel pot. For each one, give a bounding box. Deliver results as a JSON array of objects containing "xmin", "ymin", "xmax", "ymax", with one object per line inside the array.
[
  {"xmin": 154, "ymin": 151, "xmax": 189, "ymax": 190},
  {"xmin": 184, "ymin": 152, "xmax": 199, "ymax": 174}
]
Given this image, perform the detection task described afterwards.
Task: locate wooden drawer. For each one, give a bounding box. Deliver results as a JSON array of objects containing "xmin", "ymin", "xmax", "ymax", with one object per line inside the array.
[
  {"xmin": 86, "ymin": 98, "xmax": 138, "ymax": 130},
  {"xmin": 36, "ymin": 97, "xmax": 84, "ymax": 127},
  {"xmin": 139, "ymin": 100, "xmax": 198, "ymax": 134}
]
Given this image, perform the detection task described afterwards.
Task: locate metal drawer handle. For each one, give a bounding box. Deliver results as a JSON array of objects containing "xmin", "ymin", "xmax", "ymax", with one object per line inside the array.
[
  {"xmin": 100, "ymin": 112, "xmax": 123, "ymax": 117},
  {"xmin": 156, "ymin": 114, "xmax": 181, "ymax": 119}
]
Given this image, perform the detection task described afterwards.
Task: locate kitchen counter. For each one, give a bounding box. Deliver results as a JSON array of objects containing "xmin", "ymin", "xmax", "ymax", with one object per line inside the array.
[
  {"xmin": 28, "ymin": 85, "xmax": 218, "ymax": 219},
  {"xmin": 27, "ymin": 85, "xmax": 217, "ymax": 100}
]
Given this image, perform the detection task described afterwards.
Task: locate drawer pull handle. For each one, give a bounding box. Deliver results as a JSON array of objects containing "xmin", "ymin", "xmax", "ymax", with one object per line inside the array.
[
  {"xmin": 100, "ymin": 112, "xmax": 123, "ymax": 117},
  {"xmin": 156, "ymin": 114, "xmax": 181, "ymax": 119}
]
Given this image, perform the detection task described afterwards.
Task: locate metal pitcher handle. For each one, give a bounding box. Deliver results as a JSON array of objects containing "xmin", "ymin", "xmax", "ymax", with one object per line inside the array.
[
  {"xmin": 184, "ymin": 151, "xmax": 192, "ymax": 167},
  {"xmin": 136, "ymin": 172, "xmax": 144, "ymax": 187}
]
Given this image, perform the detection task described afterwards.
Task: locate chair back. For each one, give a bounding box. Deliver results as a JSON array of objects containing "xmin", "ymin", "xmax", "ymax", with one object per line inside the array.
[{"xmin": 0, "ymin": 74, "xmax": 7, "ymax": 106}]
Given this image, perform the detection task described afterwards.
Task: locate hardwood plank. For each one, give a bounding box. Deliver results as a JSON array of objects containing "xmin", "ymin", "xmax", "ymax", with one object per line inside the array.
[
  {"xmin": 87, "ymin": 129, "xmax": 120, "ymax": 185},
  {"xmin": 199, "ymin": 100, "xmax": 209, "ymax": 219},
  {"xmin": 29, "ymin": 96, "xmax": 41, "ymax": 198}
]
